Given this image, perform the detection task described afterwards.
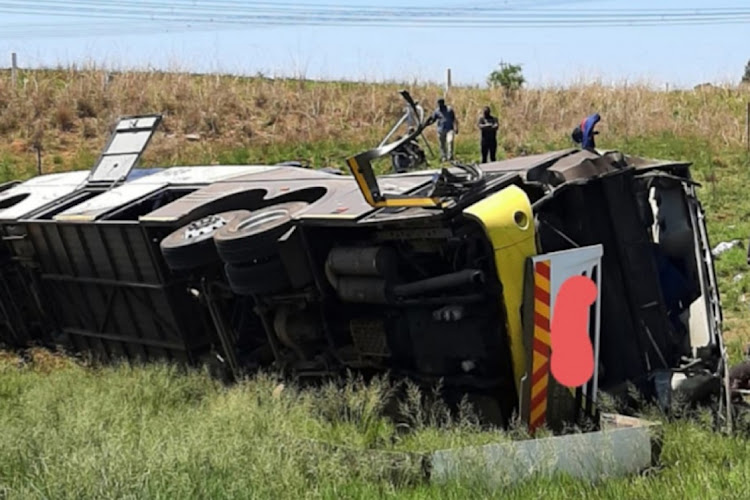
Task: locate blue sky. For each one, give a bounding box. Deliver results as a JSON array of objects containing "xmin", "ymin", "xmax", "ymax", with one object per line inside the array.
[{"xmin": 0, "ymin": 0, "xmax": 748, "ymax": 88}]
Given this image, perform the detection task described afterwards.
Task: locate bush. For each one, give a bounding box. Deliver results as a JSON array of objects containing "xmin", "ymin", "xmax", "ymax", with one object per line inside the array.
[{"xmin": 487, "ymin": 62, "xmax": 525, "ymax": 93}]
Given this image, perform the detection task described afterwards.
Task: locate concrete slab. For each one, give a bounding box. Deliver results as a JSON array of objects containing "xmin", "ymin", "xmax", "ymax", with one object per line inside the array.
[{"xmin": 428, "ymin": 413, "xmax": 661, "ymax": 486}]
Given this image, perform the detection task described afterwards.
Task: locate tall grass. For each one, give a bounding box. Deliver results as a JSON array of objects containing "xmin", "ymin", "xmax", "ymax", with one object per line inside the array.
[
  {"xmin": 1, "ymin": 68, "xmax": 749, "ymax": 175},
  {"xmin": 0, "ymin": 349, "xmax": 557, "ymax": 499}
]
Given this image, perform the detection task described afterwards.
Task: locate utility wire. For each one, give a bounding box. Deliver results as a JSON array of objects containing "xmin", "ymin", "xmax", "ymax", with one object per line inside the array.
[
  {"xmin": 5, "ymin": 1, "xmax": 750, "ymax": 17},
  {"xmin": 4, "ymin": 1, "xmax": 750, "ymax": 18},
  {"xmin": 0, "ymin": 0, "xmax": 608, "ymax": 12},
  {"xmin": 1, "ymin": 1, "xmax": 749, "ymax": 39},
  {"xmin": 3, "ymin": 7, "xmax": 750, "ymax": 24},
  {"xmin": 3, "ymin": 15, "xmax": 750, "ymax": 27},
  {"xmin": 2, "ymin": 16, "xmax": 750, "ymax": 41},
  {"xmin": 10, "ymin": 0, "xmax": 749, "ymax": 13},
  {"xmin": 0, "ymin": 0, "xmax": 612, "ymax": 13}
]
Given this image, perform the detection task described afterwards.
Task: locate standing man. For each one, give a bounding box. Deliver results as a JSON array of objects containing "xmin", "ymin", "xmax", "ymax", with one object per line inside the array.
[
  {"xmin": 431, "ymin": 98, "xmax": 459, "ymax": 162},
  {"xmin": 477, "ymin": 106, "xmax": 499, "ymax": 163}
]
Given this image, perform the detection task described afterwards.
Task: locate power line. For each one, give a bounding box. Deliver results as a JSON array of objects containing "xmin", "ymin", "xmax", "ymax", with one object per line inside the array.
[
  {"xmin": 3, "ymin": 7, "xmax": 750, "ymax": 25},
  {"xmin": 5, "ymin": 0, "xmax": 750, "ymax": 18},
  {"xmin": 12, "ymin": 0, "xmax": 748, "ymax": 14},
  {"xmin": 1, "ymin": 1, "xmax": 749, "ymax": 40},
  {"xmin": 2, "ymin": 16, "xmax": 750, "ymax": 41},
  {"xmin": 0, "ymin": 0, "xmax": 611, "ymax": 14},
  {"xmin": 3, "ymin": 15, "xmax": 750, "ymax": 27},
  {"xmin": 0, "ymin": 21, "xmax": 206, "ymax": 40}
]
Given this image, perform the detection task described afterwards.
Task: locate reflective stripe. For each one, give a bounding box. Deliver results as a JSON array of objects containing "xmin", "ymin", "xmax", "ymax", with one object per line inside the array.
[{"xmin": 530, "ymin": 260, "xmax": 552, "ymax": 432}]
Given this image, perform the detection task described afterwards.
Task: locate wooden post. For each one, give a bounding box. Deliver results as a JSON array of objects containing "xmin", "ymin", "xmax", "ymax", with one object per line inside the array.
[
  {"xmin": 10, "ymin": 52, "xmax": 17, "ymax": 85},
  {"xmin": 35, "ymin": 146, "xmax": 42, "ymax": 175},
  {"xmin": 445, "ymin": 68, "xmax": 452, "ymax": 95}
]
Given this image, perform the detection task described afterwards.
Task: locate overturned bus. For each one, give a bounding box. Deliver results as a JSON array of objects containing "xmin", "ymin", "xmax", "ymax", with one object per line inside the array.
[{"xmin": 0, "ymin": 93, "xmax": 732, "ymax": 430}]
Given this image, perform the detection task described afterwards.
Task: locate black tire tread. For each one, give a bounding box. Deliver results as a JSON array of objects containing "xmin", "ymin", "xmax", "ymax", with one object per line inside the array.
[
  {"xmin": 214, "ymin": 202, "xmax": 308, "ymax": 265},
  {"xmin": 161, "ymin": 240, "xmax": 217, "ymax": 271},
  {"xmin": 224, "ymin": 259, "xmax": 290, "ymax": 295}
]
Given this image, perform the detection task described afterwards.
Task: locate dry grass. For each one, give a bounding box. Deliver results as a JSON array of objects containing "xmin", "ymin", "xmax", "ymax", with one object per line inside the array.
[{"xmin": 1, "ymin": 67, "xmax": 749, "ymax": 173}]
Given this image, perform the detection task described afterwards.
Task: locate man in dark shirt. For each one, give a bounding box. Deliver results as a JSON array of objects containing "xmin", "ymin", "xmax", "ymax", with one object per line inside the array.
[
  {"xmin": 478, "ymin": 106, "xmax": 499, "ymax": 163},
  {"xmin": 431, "ymin": 98, "xmax": 458, "ymax": 161}
]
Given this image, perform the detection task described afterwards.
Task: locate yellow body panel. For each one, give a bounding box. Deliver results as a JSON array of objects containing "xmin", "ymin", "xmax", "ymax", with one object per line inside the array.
[
  {"xmin": 463, "ymin": 184, "xmax": 538, "ymax": 395},
  {"xmin": 346, "ymin": 157, "xmax": 442, "ymax": 208}
]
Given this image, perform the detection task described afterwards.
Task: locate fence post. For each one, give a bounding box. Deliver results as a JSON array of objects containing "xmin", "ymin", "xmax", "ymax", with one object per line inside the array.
[
  {"xmin": 35, "ymin": 146, "xmax": 42, "ymax": 175},
  {"xmin": 10, "ymin": 52, "xmax": 17, "ymax": 85},
  {"xmin": 445, "ymin": 68, "xmax": 452, "ymax": 95}
]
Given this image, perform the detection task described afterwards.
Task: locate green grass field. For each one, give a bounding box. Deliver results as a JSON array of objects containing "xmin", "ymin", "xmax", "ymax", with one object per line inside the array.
[
  {"xmin": 2, "ymin": 70, "xmax": 750, "ymax": 498},
  {"xmin": 2, "ymin": 351, "xmax": 750, "ymax": 500}
]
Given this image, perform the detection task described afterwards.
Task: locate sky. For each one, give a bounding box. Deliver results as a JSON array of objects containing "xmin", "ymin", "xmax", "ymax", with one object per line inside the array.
[{"xmin": 0, "ymin": 0, "xmax": 749, "ymax": 89}]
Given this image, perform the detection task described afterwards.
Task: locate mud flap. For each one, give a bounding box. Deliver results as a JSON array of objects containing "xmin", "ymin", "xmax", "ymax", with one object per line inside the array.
[{"xmin": 519, "ymin": 244, "xmax": 603, "ymax": 433}]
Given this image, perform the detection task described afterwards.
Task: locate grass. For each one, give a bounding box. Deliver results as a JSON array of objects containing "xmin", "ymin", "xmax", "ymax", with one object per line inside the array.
[
  {"xmin": 1, "ymin": 350, "xmax": 750, "ymax": 499},
  {"xmin": 2, "ymin": 67, "xmax": 750, "ymax": 497},
  {"xmin": 2, "ymin": 67, "xmax": 750, "ymax": 176}
]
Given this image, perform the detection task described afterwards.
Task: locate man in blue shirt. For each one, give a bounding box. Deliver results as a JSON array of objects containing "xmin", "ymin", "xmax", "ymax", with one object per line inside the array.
[
  {"xmin": 431, "ymin": 98, "xmax": 459, "ymax": 161},
  {"xmin": 571, "ymin": 113, "xmax": 601, "ymax": 150}
]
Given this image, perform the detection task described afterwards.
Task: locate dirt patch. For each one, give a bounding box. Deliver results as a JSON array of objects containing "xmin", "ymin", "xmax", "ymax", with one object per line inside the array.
[
  {"xmin": 9, "ymin": 139, "xmax": 28, "ymax": 155},
  {"xmin": 0, "ymin": 347, "xmax": 80, "ymax": 373}
]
